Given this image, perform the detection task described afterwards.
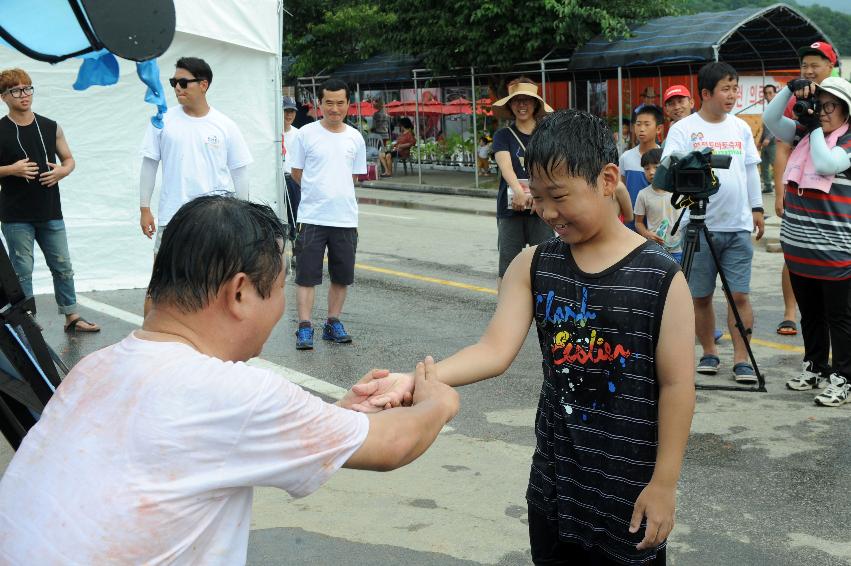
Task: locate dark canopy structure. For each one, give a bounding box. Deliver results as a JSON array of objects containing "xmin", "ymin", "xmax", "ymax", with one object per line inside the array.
[
  {"xmin": 567, "ymin": 4, "xmax": 833, "ymax": 78},
  {"xmin": 324, "ymin": 53, "xmax": 424, "ymax": 88}
]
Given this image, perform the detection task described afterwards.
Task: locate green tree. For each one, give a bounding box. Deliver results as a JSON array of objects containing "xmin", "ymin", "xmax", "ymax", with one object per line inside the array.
[
  {"xmin": 284, "ymin": 0, "xmax": 396, "ymax": 77},
  {"xmin": 384, "ymin": 0, "xmax": 679, "ymax": 73}
]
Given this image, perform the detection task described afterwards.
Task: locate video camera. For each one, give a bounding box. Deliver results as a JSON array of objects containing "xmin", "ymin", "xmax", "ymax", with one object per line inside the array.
[{"xmin": 652, "ymin": 148, "xmax": 732, "ymax": 201}]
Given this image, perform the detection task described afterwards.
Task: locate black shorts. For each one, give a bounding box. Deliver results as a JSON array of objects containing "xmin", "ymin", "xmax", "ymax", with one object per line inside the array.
[
  {"xmin": 293, "ymin": 223, "xmax": 358, "ymax": 287},
  {"xmin": 528, "ymin": 507, "xmax": 666, "ymax": 565}
]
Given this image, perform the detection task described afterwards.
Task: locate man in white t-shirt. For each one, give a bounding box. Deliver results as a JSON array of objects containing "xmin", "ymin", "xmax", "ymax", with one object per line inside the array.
[
  {"xmin": 282, "ymin": 95, "xmax": 300, "ymax": 243},
  {"xmin": 662, "ymin": 62, "xmax": 764, "ymax": 384},
  {"xmin": 288, "ymin": 78, "xmax": 367, "ymax": 350},
  {"xmin": 139, "ymin": 57, "xmax": 253, "ymax": 253},
  {"xmin": 0, "ymin": 195, "xmax": 459, "ymax": 565}
]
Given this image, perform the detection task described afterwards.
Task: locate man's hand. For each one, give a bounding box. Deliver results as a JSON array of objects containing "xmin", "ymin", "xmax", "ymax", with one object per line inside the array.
[
  {"xmin": 339, "ymin": 369, "xmax": 394, "ymax": 411},
  {"xmin": 140, "ymin": 208, "xmax": 156, "ymax": 239},
  {"xmin": 753, "ymin": 211, "xmax": 765, "ymax": 240},
  {"xmin": 412, "ymin": 356, "xmax": 459, "ymax": 422},
  {"xmin": 8, "ymin": 158, "xmax": 38, "ymax": 180},
  {"xmin": 39, "ymin": 162, "xmax": 68, "ymax": 187},
  {"xmin": 349, "ymin": 370, "xmax": 415, "ymax": 412},
  {"xmin": 629, "ymin": 480, "xmax": 676, "ymax": 550}
]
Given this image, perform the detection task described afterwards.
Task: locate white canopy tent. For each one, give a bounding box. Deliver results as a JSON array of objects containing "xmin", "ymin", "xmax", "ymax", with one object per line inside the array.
[{"xmin": 0, "ymin": 0, "xmax": 284, "ymax": 295}]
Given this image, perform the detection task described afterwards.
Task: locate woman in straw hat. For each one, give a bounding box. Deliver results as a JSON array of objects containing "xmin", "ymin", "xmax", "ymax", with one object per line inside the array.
[
  {"xmin": 763, "ymin": 75, "xmax": 851, "ymax": 407},
  {"xmin": 491, "ymin": 77, "xmax": 554, "ymax": 288}
]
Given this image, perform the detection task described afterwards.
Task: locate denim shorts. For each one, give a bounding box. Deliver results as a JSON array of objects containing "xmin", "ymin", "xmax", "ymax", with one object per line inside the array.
[{"xmin": 686, "ymin": 230, "xmax": 753, "ymax": 298}]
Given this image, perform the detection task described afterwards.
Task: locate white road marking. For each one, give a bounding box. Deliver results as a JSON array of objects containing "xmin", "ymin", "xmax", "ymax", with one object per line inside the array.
[
  {"xmin": 76, "ymin": 296, "xmax": 143, "ymax": 326},
  {"xmin": 359, "ymin": 211, "xmax": 415, "ymax": 220}
]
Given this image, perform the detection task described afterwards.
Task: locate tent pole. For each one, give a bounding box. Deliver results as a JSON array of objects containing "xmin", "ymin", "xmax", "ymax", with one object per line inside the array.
[
  {"xmin": 617, "ymin": 67, "xmax": 623, "ymax": 155},
  {"xmin": 586, "ymin": 80, "xmax": 591, "ymax": 113},
  {"xmin": 357, "ymin": 82, "xmax": 362, "ymax": 134},
  {"xmin": 275, "ymin": 0, "xmax": 285, "ymax": 220},
  {"xmin": 414, "ymin": 70, "xmax": 422, "ymax": 185},
  {"xmin": 540, "ymin": 59, "xmax": 547, "ymax": 105},
  {"xmin": 311, "ymin": 77, "xmax": 318, "ymax": 119},
  {"xmin": 471, "ymin": 66, "xmax": 478, "ymax": 189}
]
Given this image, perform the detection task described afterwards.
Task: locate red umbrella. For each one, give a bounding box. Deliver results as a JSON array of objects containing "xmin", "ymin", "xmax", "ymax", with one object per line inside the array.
[
  {"xmin": 348, "ymin": 100, "xmax": 377, "ymax": 117},
  {"xmin": 476, "ymin": 97, "xmax": 493, "ymax": 116},
  {"xmin": 384, "ymin": 100, "xmax": 405, "ymax": 116},
  {"xmin": 389, "ymin": 99, "xmax": 446, "ymax": 116},
  {"xmin": 444, "ymin": 97, "xmax": 473, "ymax": 115}
]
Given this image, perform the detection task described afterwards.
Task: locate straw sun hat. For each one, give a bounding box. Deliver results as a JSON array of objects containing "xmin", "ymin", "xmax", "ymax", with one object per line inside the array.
[{"xmin": 492, "ymin": 82, "xmax": 554, "ymax": 120}]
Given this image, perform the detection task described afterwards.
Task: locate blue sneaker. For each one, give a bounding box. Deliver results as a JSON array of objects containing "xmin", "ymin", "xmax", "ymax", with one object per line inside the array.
[
  {"xmin": 697, "ymin": 354, "xmax": 720, "ymax": 375},
  {"xmin": 295, "ymin": 325, "xmax": 314, "ymax": 350},
  {"xmin": 322, "ymin": 319, "xmax": 352, "ymax": 343}
]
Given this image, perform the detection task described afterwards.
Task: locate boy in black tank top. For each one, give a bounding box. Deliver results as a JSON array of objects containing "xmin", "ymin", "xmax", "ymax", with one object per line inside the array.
[{"xmin": 353, "ymin": 110, "xmax": 696, "ymax": 565}]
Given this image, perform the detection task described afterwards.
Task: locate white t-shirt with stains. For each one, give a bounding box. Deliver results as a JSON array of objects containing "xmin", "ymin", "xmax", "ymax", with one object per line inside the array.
[{"xmin": 0, "ymin": 333, "xmax": 368, "ymax": 565}]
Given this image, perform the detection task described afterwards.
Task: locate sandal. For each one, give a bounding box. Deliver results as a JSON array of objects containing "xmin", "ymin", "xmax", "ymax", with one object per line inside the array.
[
  {"xmin": 776, "ymin": 320, "xmax": 798, "ymax": 336},
  {"xmin": 65, "ymin": 317, "xmax": 101, "ymax": 333}
]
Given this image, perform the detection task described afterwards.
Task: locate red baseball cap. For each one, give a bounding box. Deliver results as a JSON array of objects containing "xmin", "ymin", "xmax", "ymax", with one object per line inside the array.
[
  {"xmin": 798, "ymin": 41, "xmax": 837, "ymax": 65},
  {"xmin": 663, "ymin": 85, "xmax": 691, "ymax": 103}
]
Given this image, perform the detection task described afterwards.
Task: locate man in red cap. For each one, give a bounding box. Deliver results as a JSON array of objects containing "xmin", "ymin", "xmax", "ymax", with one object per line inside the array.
[
  {"xmin": 772, "ymin": 41, "xmax": 838, "ymax": 338},
  {"xmin": 663, "ymin": 84, "xmax": 694, "ymax": 125}
]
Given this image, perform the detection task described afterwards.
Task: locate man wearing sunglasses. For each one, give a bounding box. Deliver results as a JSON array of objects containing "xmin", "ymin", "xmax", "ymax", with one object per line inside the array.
[
  {"xmin": 139, "ymin": 57, "xmax": 252, "ymax": 254},
  {"xmin": 0, "ymin": 68, "xmax": 100, "ymax": 333}
]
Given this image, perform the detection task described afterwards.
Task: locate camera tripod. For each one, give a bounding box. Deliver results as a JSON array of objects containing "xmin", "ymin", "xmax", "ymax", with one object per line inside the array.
[{"xmin": 677, "ymin": 198, "xmax": 766, "ymax": 392}]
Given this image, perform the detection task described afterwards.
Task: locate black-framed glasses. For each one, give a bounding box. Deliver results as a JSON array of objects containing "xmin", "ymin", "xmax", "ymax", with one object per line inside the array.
[
  {"xmin": 169, "ymin": 77, "xmax": 203, "ymax": 89},
  {"xmin": 820, "ymin": 101, "xmax": 839, "ymax": 115},
  {"xmin": 4, "ymin": 86, "xmax": 34, "ymax": 98}
]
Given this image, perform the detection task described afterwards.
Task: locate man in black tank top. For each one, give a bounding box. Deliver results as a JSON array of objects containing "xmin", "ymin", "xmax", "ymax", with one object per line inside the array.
[
  {"xmin": 350, "ymin": 110, "xmax": 697, "ymax": 565},
  {"xmin": 0, "ymin": 68, "xmax": 99, "ymax": 332}
]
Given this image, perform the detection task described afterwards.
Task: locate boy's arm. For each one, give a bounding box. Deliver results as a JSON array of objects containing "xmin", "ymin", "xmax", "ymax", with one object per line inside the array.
[
  {"xmin": 40, "ymin": 124, "xmax": 75, "ymax": 187},
  {"xmin": 634, "ymin": 214, "xmax": 661, "ymax": 244},
  {"xmin": 630, "ymin": 271, "xmax": 695, "ymax": 550},
  {"xmin": 435, "ymin": 247, "xmax": 536, "ymax": 386},
  {"xmin": 352, "ymin": 247, "xmax": 537, "ymax": 408}
]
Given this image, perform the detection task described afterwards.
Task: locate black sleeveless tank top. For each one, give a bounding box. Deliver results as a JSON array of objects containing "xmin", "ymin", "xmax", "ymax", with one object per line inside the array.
[
  {"xmin": 527, "ymin": 237, "xmax": 680, "ymax": 564},
  {"xmin": 0, "ymin": 114, "xmax": 62, "ymax": 222}
]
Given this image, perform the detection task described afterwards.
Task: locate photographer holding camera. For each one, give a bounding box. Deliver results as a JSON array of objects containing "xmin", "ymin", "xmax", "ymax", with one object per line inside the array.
[
  {"xmin": 662, "ymin": 62, "xmax": 764, "ymax": 384},
  {"xmin": 763, "ymin": 76, "xmax": 851, "ymax": 407}
]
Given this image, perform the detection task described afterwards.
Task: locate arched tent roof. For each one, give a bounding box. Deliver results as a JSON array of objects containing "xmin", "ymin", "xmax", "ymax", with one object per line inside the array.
[{"xmin": 567, "ymin": 4, "xmax": 833, "ymax": 77}]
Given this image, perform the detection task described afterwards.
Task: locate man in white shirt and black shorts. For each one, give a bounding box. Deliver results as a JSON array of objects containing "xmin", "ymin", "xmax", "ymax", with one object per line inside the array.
[
  {"xmin": 288, "ymin": 78, "xmax": 366, "ymax": 350},
  {"xmin": 139, "ymin": 57, "xmax": 252, "ymax": 254}
]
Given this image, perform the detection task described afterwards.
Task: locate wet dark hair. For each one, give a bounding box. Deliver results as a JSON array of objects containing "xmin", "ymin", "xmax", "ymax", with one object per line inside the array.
[
  {"xmin": 175, "ymin": 57, "xmax": 213, "ymax": 86},
  {"xmin": 698, "ymin": 62, "xmax": 738, "ymax": 98},
  {"xmin": 148, "ymin": 195, "xmax": 286, "ymax": 312},
  {"xmin": 399, "ymin": 117, "xmax": 414, "ymax": 130},
  {"xmin": 319, "ymin": 78, "xmax": 350, "ymax": 101},
  {"xmin": 641, "ymin": 147, "xmax": 663, "ymax": 168},
  {"xmin": 526, "ymin": 109, "xmax": 618, "ymax": 186},
  {"xmin": 634, "ymin": 104, "xmax": 664, "ymax": 126}
]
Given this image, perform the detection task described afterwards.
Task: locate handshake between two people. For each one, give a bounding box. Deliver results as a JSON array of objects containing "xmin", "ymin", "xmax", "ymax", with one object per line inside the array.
[{"xmin": 341, "ymin": 356, "xmax": 459, "ymax": 419}]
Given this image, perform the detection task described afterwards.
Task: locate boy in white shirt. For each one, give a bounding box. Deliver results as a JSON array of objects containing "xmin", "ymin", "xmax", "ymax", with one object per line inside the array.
[
  {"xmin": 139, "ymin": 57, "xmax": 252, "ymax": 253},
  {"xmin": 662, "ymin": 62, "xmax": 764, "ymax": 383},
  {"xmin": 0, "ymin": 195, "xmax": 459, "ymax": 565},
  {"xmin": 634, "ymin": 148, "xmax": 683, "ymax": 262}
]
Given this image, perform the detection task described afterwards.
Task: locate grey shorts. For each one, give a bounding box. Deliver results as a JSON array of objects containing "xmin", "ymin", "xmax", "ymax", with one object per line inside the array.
[
  {"xmin": 293, "ymin": 223, "xmax": 358, "ymax": 287},
  {"xmin": 497, "ymin": 214, "xmax": 553, "ymax": 277},
  {"xmin": 687, "ymin": 230, "xmax": 753, "ymax": 298}
]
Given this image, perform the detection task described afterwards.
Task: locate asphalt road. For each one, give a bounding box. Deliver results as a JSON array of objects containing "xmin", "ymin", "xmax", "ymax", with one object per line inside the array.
[{"xmin": 1, "ymin": 202, "xmax": 849, "ymax": 565}]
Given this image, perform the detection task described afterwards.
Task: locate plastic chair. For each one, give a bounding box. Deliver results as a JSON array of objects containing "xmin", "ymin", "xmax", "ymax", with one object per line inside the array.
[{"xmin": 364, "ymin": 133, "xmax": 384, "ymax": 160}]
